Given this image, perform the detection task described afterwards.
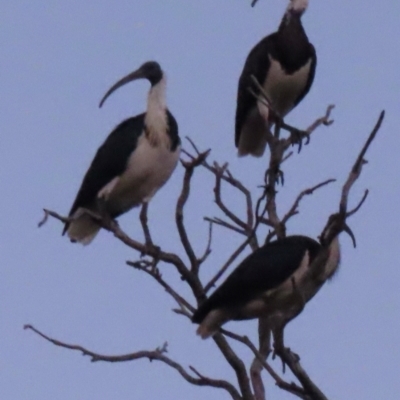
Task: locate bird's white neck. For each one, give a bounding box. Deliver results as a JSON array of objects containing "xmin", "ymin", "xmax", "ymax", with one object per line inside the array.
[
  {"xmin": 325, "ymin": 236, "xmax": 341, "ymax": 279},
  {"xmin": 145, "ymin": 75, "xmax": 169, "ymax": 147},
  {"xmin": 286, "ymin": 0, "xmax": 308, "ymax": 15}
]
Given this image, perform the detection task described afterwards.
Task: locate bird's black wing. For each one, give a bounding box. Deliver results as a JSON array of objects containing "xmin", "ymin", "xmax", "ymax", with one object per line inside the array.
[
  {"xmin": 63, "ymin": 114, "xmax": 145, "ymax": 234},
  {"xmin": 235, "ymin": 34, "xmax": 276, "ymax": 147},
  {"xmin": 166, "ymin": 110, "xmax": 181, "ymax": 151},
  {"xmin": 293, "ymin": 43, "xmax": 317, "ymax": 108},
  {"xmin": 192, "ymin": 235, "xmax": 320, "ymax": 323}
]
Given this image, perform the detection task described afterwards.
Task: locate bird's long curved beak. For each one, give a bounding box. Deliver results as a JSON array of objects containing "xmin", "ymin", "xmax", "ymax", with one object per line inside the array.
[{"xmin": 99, "ymin": 68, "xmax": 145, "ymax": 108}]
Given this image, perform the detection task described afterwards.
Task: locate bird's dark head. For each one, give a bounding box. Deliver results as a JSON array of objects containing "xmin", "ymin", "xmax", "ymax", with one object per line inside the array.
[
  {"xmin": 99, "ymin": 61, "xmax": 164, "ymax": 108},
  {"xmin": 137, "ymin": 61, "xmax": 163, "ymax": 85},
  {"xmin": 286, "ymin": 0, "xmax": 308, "ymax": 15}
]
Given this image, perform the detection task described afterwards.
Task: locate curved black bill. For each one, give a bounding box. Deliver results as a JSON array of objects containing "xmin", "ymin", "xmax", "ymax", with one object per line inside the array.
[
  {"xmin": 99, "ymin": 68, "xmax": 145, "ymax": 108},
  {"xmin": 343, "ymin": 223, "xmax": 357, "ymax": 248}
]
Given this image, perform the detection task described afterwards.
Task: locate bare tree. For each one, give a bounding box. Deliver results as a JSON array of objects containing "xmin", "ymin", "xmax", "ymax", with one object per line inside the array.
[
  {"xmin": 26, "ymin": 2, "xmax": 385, "ymax": 399},
  {"xmin": 28, "ymin": 90, "xmax": 384, "ymax": 399}
]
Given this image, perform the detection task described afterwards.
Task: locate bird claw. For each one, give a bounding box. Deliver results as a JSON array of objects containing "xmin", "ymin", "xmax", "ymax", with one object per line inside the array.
[
  {"xmin": 264, "ymin": 167, "xmax": 285, "ymax": 186},
  {"xmin": 273, "ymin": 344, "xmax": 300, "ymax": 373},
  {"xmin": 289, "ymin": 128, "xmax": 310, "ymax": 153}
]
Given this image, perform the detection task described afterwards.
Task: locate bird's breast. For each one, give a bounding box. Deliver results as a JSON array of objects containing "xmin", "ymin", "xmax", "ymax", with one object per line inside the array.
[
  {"xmin": 106, "ymin": 134, "xmax": 180, "ymax": 214},
  {"xmin": 261, "ymin": 56, "xmax": 312, "ymax": 117}
]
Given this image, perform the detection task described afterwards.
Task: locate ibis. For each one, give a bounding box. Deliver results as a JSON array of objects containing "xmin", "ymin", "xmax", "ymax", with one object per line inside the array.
[
  {"xmin": 192, "ymin": 221, "xmax": 341, "ymax": 339},
  {"xmin": 63, "ymin": 61, "xmax": 180, "ymax": 245},
  {"xmin": 235, "ymin": 0, "xmax": 316, "ymax": 157}
]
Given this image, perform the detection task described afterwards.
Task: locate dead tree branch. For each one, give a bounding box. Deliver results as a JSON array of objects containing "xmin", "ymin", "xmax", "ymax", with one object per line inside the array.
[
  {"xmin": 213, "ymin": 333, "xmax": 254, "ymax": 400},
  {"xmin": 281, "ymin": 179, "xmax": 336, "ymax": 225},
  {"xmin": 38, "ymin": 207, "xmax": 204, "ymax": 299},
  {"xmin": 34, "ymin": 105, "xmax": 384, "ymax": 400},
  {"xmin": 221, "ymin": 329, "xmax": 309, "ymax": 400},
  {"xmin": 126, "ymin": 259, "xmax": 194, "ymax": 316},
  {"xmin": 177, "ymin": 150, "xmax": 211, "ymax": 272},
  {"xmin": 24, "ymin": 324, "xmax": 241, "ymax": 400},
  {"xmin": 340, "ymin": 111, "xmax": 384, "ymax": 216}
]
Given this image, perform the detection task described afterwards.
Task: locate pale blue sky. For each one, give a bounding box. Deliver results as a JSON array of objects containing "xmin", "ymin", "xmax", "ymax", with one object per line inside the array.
[{"xmin": 1, "ymin": 1, "xmax": 399, "ymax": 399}]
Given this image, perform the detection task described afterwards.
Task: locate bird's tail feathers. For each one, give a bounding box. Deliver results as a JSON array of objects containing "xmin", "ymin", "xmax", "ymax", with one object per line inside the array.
[
  {"xmin": 237, "ymin": 123, "xmax": 269, "ymax": 157},
  {"xmin": 196, "ymin": 324, "xmax": 217, "ymax": 340},
  {"xmin": 195, "ymin": 309, "xmax": 227, "ymax": 340},
  {"xmin": 237, "ymin": 140, "xmax": 267, "ymax": 157},
  {"xmin": 66, "ymin": 212, "xmax": 101, "ymax": 245}
]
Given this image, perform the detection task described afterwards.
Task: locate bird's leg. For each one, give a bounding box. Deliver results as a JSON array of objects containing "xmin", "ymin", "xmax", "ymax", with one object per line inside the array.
[
  {"xmin": 272, "ymin": 324, "xmax": 300, "ymax": 373},
  {"xmin": 250, "ymin": 318, "xmax": 271, "ymax": 400},
  {"xmin": 258, "ymin": 318, "xmax": 272, "ymax": 358},
  {"xmin": 271, "ymin": 279, "xmax": 305, "ymax": 370},
  {"xmin": 139, "ymin": 203, "xmax": 161, "ymax": 257},
  {"xmin": 264, "ymin": 139, "xmax": 285, "ymax": 186},
  {"xmin": 280, "ymin": 120, "xmax": 310, "ymax": 153}
]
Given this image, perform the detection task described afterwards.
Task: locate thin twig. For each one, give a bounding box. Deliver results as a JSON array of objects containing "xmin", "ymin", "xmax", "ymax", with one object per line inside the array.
[
  {"xmin": 177, "ymin": 151, "xmax": 210, "ymax": 272},
  {"xmin": 221, "ymin": 329, "xmax": 308, "ymax": 399},
  {"xmin": 305, "ymin": 105, "xmax": 335, "ymax": 134},
  {"xmin": 281, "ymin": 179, "xmax": 336, "ymax": 225},
  {"xmin": 204, "ymin": 217, "xmax": 247, "ymax": 235},
  {"xmin": 346, "ymin": 189, "xmax": 369, "ymax": 217},
  {"xmin": 274, "ymin": 348, "xmax": 328, "ymax": 400},
  {"xmin": 204, "ymin": 236, "xmax": 251, "ymax": 293},
  {"xmin": 183, "ymin": 139, "xmax": 254, "ymax": 229},
  {"xmin": 340, "ymin": 111, "xmax": 384, "ymax": 215},
  {"xmin": 213, "ymin": 333, "xmax": 254, "ymax": 400},
  {"xmin": 126, "ymin": 260, "xmax": 194, "ymax": 314},
  {"xmin": 198, "ymin": 221, "xmax": 214, "ymax": 264},
  {"xmin": 38, "ymin": 209, "xmax": 70, "ymax": 227},
  {"xmin": 204, "ymin": 191, "xmax": 267, "ymax": 293},
  {"xmin": 41, "ymin": 208, "xmax": 204, "ymax": 299},
  {"xmin": 213, "ymin": 162, "xmax": 249, "ymax": 231}
]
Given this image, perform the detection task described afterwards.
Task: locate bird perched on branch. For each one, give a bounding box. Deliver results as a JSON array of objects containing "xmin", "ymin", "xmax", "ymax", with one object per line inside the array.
[
  {"xmin": 63, "ymin": 61, "xmax": 180, "ymax": 245},
  {"xmin": 192, "ymin": 223, "xmax": 341, "ymax": 340},
  {"xmin": 235, "ymin": 0, "xmax": 316, "ymax": 157}
]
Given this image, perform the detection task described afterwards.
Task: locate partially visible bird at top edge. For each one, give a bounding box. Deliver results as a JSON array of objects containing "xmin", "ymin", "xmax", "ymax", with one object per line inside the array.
[{"xmin": 235, "ymin": 0, "xmax": 316, "ymax": 157}]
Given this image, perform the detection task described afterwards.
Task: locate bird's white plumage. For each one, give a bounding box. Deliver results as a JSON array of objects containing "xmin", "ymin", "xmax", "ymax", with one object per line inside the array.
[
  {"xmin": 263, "ymin": 250, "xmax": 310, "ymax": 300},
  {"xmin": 67, "ymin": 210, "xmax": 101, "ymax": 245},
  {"xmin": 196, "ymin": 309, "xmax": 228, "ymax": 339},
  {"xmin": 67, "ymin": 138, "xmax": 180, "ymax": 245},
  {"xmin": 68, "ymin": 74, "xmax": 179, "ymax": 244},
  {"xmin": 106, "ymin": 134, "xmax": 180, "ymax": 214},
  {"xmin": 287, "ymin": 0, "xmax": 308, "ymax": 13},
  {"xmin": 237, "ymin": 57, "xmax": 311, "ymax": 158},
  {"xmin": 323, "ymin": 236, "xmax": 341, "ymax": 279},
  {"xmin": 261, "ymin": 56, "xmax": 312, "ymax": 118},
  {"xmin": 145, "ymin": 76, "xmax": 169, "ymax": 147},
  {"xmin": 97, "ymin": 176, "xmax": 120, "ymax": 200}
]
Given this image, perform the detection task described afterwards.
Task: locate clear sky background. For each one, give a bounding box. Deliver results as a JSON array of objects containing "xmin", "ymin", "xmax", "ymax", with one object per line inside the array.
[{"xmin": 1, "ymin": 0, "xmax": 399, "ymax": 399}]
